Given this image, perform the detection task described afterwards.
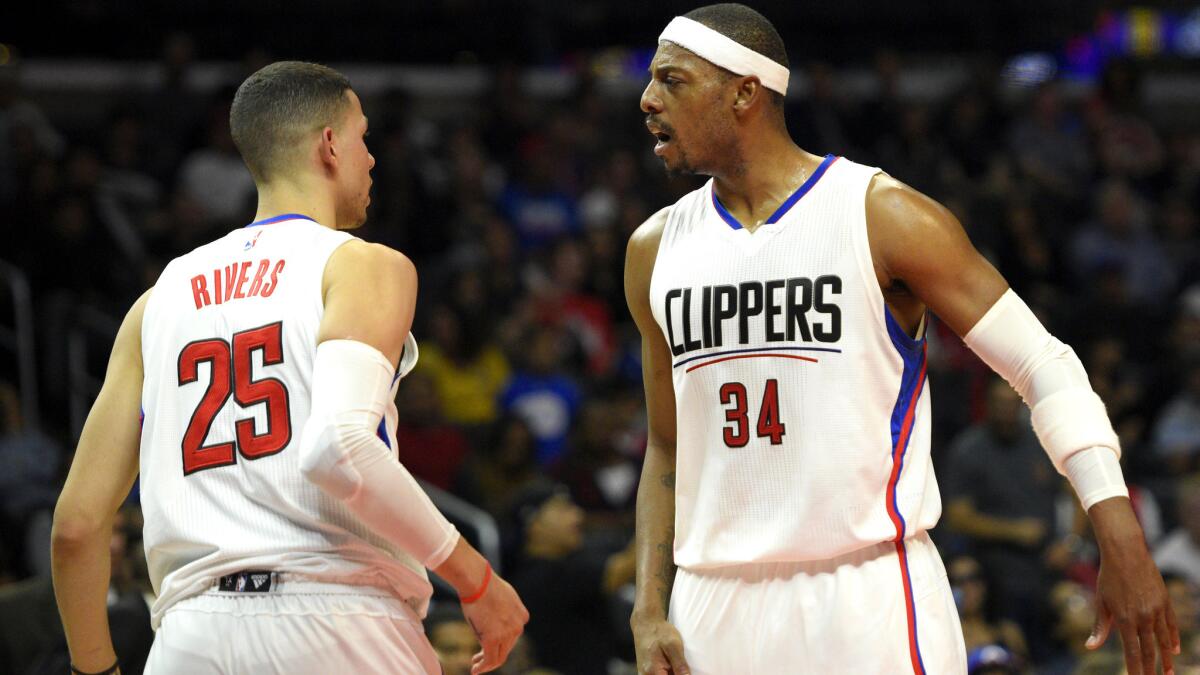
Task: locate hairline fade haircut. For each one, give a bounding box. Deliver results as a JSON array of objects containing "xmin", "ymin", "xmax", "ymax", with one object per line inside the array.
[
  {"xmin": 230, "ymin": 61, "xmax": 353, "ymax": 184},
  {"xmin": 681, "ymin": 3, "xmax": 789, "ymax": 108}
]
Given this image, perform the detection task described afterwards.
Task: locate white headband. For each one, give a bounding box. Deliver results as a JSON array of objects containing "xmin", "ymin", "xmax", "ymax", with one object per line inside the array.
[{"xmin": 658, "ymin": 16, "xmax": 789, "ymax": 96}]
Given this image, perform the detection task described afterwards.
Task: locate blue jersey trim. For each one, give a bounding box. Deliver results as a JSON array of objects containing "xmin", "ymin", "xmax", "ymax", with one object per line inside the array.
[
  {"xmin": 246, "ymin": 213, "xmax": 318, "ymax": 228},
  {"xmin": 710, "ymin": 154, "xmax": 838, "ymax": 231},
  {"xmin": 885, "ymin": 305, "xmax": 929, "ymax": 675},
  {"xmin": 376, "ymin": 418, "xmax": 391, "ymax": 450},
  {"xmin": 885, "ymin": 308, "xmax": 926, "ymax": 457}
]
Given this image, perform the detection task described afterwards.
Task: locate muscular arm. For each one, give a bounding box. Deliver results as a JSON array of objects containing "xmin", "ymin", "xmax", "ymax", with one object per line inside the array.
[
  {"xmin": 625, "ymin": 208, "xmax": 680, "ymax": 623},
  {"xmin": 53, "ymin": 290, "xmax": 151, "ymax": 674},
  {"xmin": 866, "ymin": 175, "xmax": 1178, "ymax": 675}
]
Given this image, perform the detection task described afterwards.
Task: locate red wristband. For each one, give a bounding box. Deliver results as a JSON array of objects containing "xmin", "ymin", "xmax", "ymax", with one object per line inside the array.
[{"xmin": 459, "ymin": 563, "xmax": 492, "ymax": 604}]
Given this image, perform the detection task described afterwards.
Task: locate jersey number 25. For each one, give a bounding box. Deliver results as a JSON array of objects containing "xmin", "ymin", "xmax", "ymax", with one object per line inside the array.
[{"xmin": 177, "ymin": 322, "xmax": 292, "ymax": 475}]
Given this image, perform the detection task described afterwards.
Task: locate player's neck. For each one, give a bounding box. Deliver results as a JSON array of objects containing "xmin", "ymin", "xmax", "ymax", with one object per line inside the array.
[
  {"xmin": 253, "ymin": 177, "xmax": 337, "ymax": 230},
  {"xmin": 711, "ymin": 135, "xmax": 818, "ymax": 227}
]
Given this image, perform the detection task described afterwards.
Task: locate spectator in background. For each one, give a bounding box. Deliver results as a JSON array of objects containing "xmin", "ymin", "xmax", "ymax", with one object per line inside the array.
[
  {"xmin": 498, "ymin": 135, "xmax": 580, "ymax": 250},
  {"xmin": 943, "ymin": 377, "xmax": 1060, "ymax": 658},
  {"xmin": 965, "ymin": 645, "xmax": 1021, "ymax": 675},
  {"xmin": 0, "ymin": 61, "xmax": 66, "ymax": 206},
  {"xmin": 949, "ymin": 555, "xmax": 1029, "ymax": 662},
  {"xmin": 140, "ymin": 32, "xmax": 207, "ymax": 181},
  {"xmin": 1162, "ymin": 193, "xmax": 1199, "ymax": 290},
  {"xmin": 1154, "ymin": 476, "xmax": 1200, "ymax": 587},
  {"xmin": 1086, "ymin": 60, "xmax": 1164, "ymax": 183},
  {"xmin": 0, "ymin": 381, "xmax": 61, "ymax": 579},
  {"xmin": 1152, "ymin": 359, "xmax": 1200, "ymax": 474},
  {"xmin": 1007, "ymin": 82, "xmax": 1091, "ymax": 204},
  {"xmin": 176, "ymin": 99, "xmax": 255, "ymax": 227},
  {"xmin": 579, "ymin": 149, "xmax": 640, "ymax": 233},
  {"xmin": 425, "ymin": 605, "xmax": 477, "ymax": 675},
  {"xmin": 425, "ymin": 604, "xmax": 560, "ymax": 675},
  {"xmin": 418, "ymin": 303, "xmax": 512, "ymax": 432},
  {"xmin": 531, "ymin": 238, "xmax": 616, "ymax": 377},
  {"xmin": 1070, "ymin": 178, "xmax": 1174, "ymax": 307},
  {"xmin": 786, "ymin": 61, "xmax": 856, "ymax": 157},
  {"xmin": 507, "ymin": 483, "xmax": 634, "ymax": 675},
  {"xmin": 1041, "ymin": 581, "xmax": 1124, "ymax": 675},
  {"xmin": 557, "ymin": 398, "xmax": 639, "ymax": 523},
  {"xmin": 456, "ymin": 415, "xmax": 543, "ymax": 519},
  {"xmin": 393, "ymin": 371, "xmax": 471, "ymax": 492},
  {"xmin": 499, "ymin": 325, "xmax": 582, "ymax": 466}
]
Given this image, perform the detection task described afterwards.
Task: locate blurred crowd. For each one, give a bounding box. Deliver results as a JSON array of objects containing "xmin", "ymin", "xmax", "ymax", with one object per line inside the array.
[{"xmin": 2, "ymin": 32, "xmax": 1200, "ymax": 675}]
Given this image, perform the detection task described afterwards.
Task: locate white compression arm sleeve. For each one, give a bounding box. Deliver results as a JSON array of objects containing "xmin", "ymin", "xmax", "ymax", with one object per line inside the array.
[
  {"xmin": 964, "ymin": 289, "xmax": 1128, "ymax": 509},
  {"xmin": 297, "ymin": 339, "xmax": 459, "ymax": 567}
]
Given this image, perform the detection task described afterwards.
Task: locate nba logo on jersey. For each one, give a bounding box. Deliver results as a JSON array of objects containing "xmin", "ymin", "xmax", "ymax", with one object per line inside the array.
[{"xmin": 244, "ymin": 231, "xmax": 263, "ymax": 251}]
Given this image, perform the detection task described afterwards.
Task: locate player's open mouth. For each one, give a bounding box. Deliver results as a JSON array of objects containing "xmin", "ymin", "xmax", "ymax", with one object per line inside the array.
[{"xmin": 653, "ymin": 132, "xmax": 672, "ymax": 155}]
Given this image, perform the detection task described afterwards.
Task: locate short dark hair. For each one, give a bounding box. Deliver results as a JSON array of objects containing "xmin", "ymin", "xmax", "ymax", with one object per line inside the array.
[
  {"xmin": 230, "ymin": 61, "xmax": 353, "ymax": 184},
  {"xmin": 682, "ymin": 4, "xmax": 789, "ymax": 107}
]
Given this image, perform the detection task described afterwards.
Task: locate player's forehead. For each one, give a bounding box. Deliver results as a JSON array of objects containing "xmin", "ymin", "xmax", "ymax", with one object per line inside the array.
[{"xmin": 649, "ymin": 41, "xmax": 715, "ymax": 78}]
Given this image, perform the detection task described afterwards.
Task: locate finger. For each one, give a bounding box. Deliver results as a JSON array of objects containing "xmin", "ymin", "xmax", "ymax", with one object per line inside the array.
[
  {"xmin": 1166, "ymin": 597, "xmax": 1182, "ymax": 653},
  {"xmin": 1087, "ymin": 601, "xmax": 1113, "ymax": 650},
  {"xmin": 471, "ymin": 641, "xmax": 501, "ymax": 675},
  {"xmin": 1156, "ymin": 610, "xmax": 1177, "ymax": 675},
  {"xmin": 1118, "ymin": 619, "xmax": 1144, "ymax": 675},
  {"xmin": 1138, "ymin": 619, "xmax": 1157, "ymax": 675},
  {"xmin": 663, "ymin": 641, "xmax": 692, "ymax": 675}
]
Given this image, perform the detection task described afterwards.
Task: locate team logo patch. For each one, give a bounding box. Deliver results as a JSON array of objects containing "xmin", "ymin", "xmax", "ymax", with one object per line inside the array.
[{"xmin": 244, "ymin": 231, "xmax": 263, "ymax": 251}]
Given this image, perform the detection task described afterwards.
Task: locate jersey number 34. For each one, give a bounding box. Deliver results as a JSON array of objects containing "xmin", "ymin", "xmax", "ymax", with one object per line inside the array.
[
  {"xmin": 177, "ymin": 322, "xmax": 292, "ymax": 475},
  {"xmin": 719, "ymin": 379, "xmax": 785, "ymax": 448}
]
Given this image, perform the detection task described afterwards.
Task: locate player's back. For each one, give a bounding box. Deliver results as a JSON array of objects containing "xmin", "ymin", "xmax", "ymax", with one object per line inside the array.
[{"xmin": 139, "ymin": 215, "xmax": 424, "ymax": 627}]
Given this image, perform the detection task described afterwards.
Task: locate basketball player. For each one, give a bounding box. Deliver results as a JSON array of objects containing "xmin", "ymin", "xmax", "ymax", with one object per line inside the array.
[
  {"xmin": 626, "ymin": 5, "xmax": 1178, "ymax": 675},
  {"xmin": 51, "ymin": 62, "xmax": 527, "ymax": 675}
]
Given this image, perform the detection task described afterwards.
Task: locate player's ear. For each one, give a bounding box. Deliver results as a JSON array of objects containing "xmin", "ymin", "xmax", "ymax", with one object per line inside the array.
[
  {"xmin": 318, "ymin": 126, "xmax": 338, "ymax": 170},
  {"xmin": 732, "ymin": 76, "xmax": 763, "ymax": 115}
]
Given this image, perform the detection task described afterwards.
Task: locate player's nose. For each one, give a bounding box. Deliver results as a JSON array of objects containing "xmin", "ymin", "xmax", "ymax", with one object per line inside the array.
[
  {"xmin": 640, "ymin": 81, "xmax": 663, "ymax": 114},
  {"xmin": 368, "ymin": 152, "xmax": 375, "ymax": 171}
]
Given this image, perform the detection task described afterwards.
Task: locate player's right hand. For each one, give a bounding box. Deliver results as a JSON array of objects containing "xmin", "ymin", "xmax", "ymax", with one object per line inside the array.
[
  {"xmin": 631, "ymin": 617, "xmax": 691, "ymax": 675},
  {"xmin": 460, "ymin": 572, "xmax": 529, "ymax": 675}
]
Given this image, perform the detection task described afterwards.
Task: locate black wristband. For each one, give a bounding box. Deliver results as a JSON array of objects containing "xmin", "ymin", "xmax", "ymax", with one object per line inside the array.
[{"xmin": 70, "ymin": 659, "xmax": 119, "ymax": 675}]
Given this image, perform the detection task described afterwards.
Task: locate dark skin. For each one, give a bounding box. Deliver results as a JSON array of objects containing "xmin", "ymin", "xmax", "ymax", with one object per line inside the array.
[{"xmin": 628, "ymin": 41, "xmax": 1179, "ymax": 675}]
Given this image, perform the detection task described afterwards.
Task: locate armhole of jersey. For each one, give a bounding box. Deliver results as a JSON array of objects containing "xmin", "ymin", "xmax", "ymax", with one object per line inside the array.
[{"xmin": 849, "ymin": 165, "xmax": 897, "ymax": 343}]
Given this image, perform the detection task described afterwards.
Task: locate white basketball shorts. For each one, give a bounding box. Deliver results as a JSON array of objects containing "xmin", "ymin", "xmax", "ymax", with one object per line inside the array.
[
  {"xmin": 669, "ymin": 531, "xmax": 967, "ymax": 674},
  {"xmin": 144, "ymin": 577, "xmax": 441, "ymax": 675}
]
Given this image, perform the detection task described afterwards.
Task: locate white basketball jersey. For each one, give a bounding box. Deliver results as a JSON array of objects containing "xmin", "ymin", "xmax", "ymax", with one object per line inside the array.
[
  {"xmin": 139, "ymin": 215, "xmax": 422, "ymax": 628},
  {"xmin": 649, "ymin": 156, "xmax": 941, "ymax": 569}
]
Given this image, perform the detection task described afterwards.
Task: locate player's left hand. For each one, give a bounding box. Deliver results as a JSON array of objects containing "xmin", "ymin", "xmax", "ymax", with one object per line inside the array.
[{"xmin": 1086, "ymin": 497, "xmax": 1180, "ymax": 675}]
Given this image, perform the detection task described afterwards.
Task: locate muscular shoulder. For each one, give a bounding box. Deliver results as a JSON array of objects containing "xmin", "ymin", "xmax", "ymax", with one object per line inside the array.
[
  {"xmin": 626, "ymin": 206, "xmax": 670, "ymax": 269},
  {"xmin": 624, "ymin": 206, "xmax": 670, "ymax": 323},
  {"xmin": 324, "ymin": 240, "xmax": 417, "ymax": 295},
  {"xmin": 865, "ymin": 173, "xmax": 970, "ymax": 279}
]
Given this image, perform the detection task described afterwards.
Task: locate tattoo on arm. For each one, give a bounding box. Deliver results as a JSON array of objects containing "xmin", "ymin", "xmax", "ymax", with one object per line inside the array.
[{"xmin": 661, "ymin": 471, "xmax": 675, "ymax": 489}]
